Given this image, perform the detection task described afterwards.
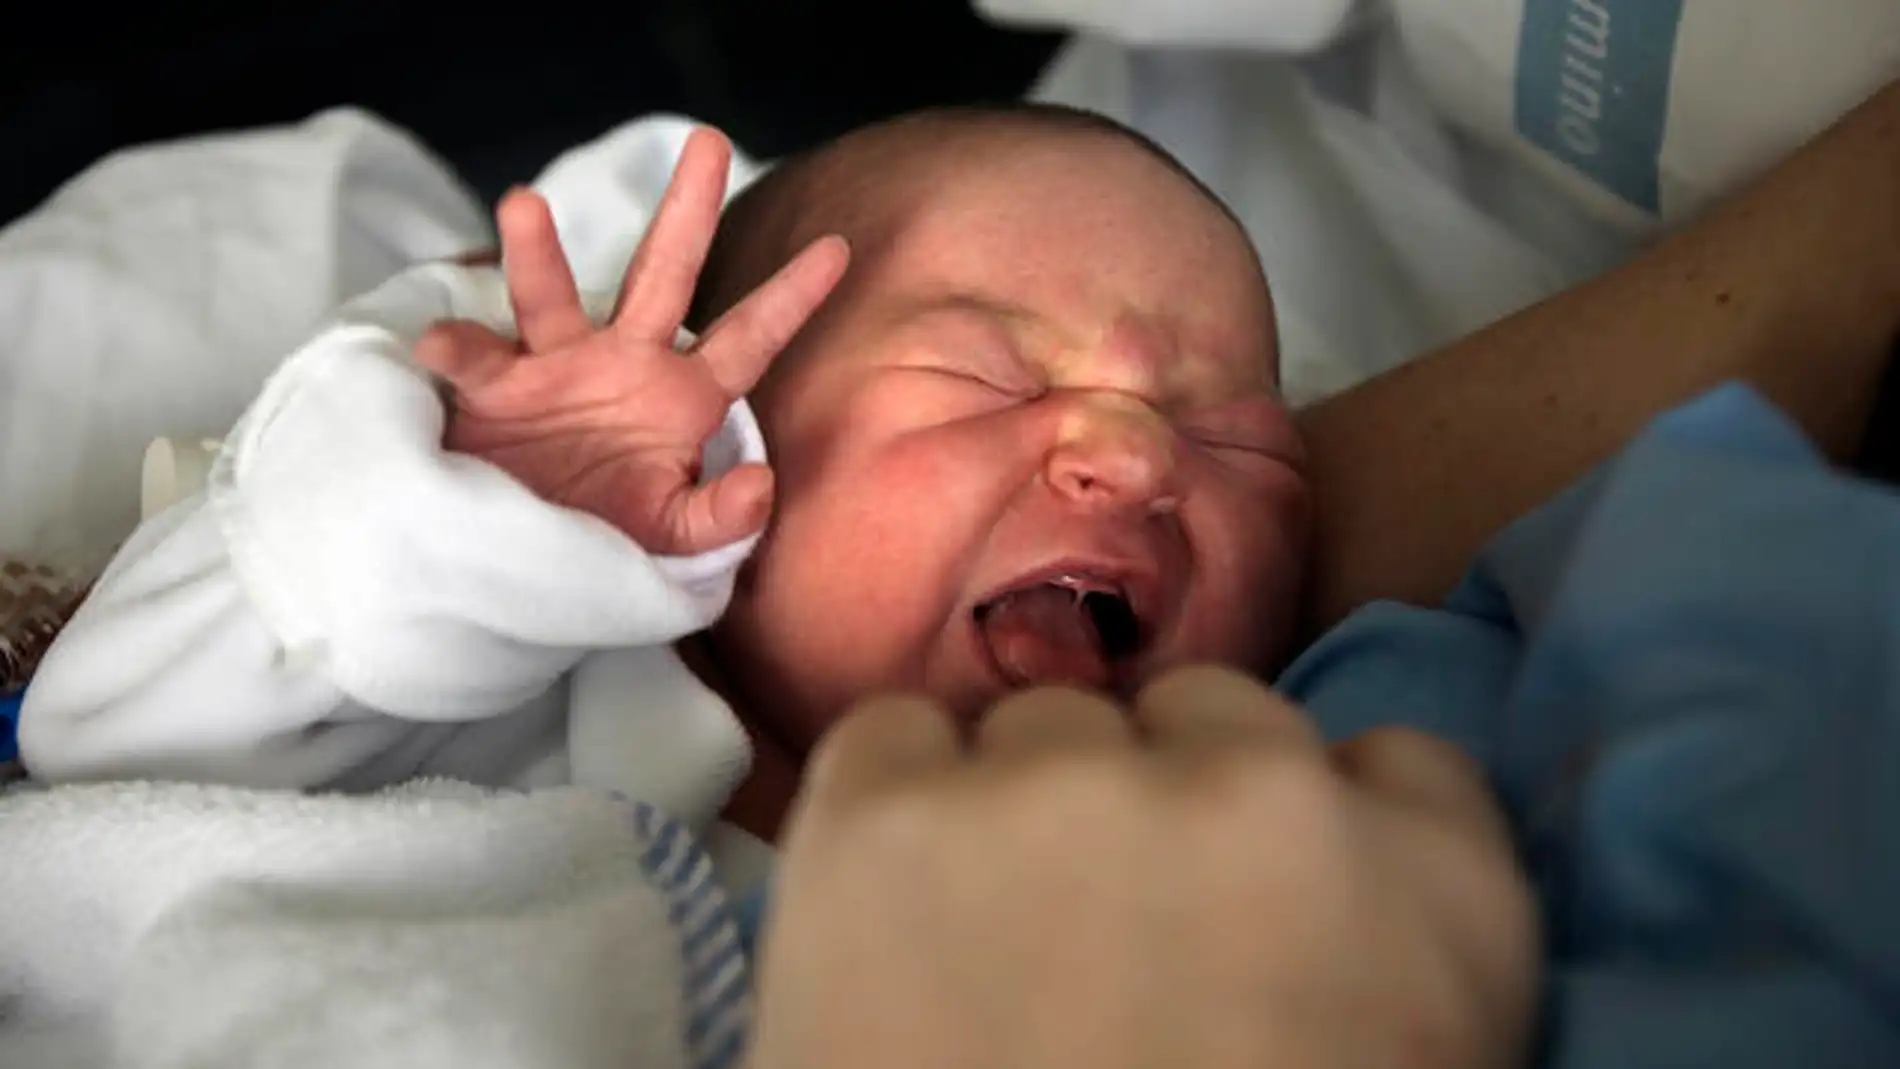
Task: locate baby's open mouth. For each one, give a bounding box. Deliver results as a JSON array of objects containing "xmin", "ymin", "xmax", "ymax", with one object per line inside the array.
[{"xmin": 973, "ymin": 575, "xmax": 1145, "ymax": 691}]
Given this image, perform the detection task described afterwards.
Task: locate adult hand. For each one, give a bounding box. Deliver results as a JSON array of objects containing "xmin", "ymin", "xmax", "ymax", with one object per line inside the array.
[{"xmin": 752, "ymin": 666, "xmax": 1538, "ymax": 1069}]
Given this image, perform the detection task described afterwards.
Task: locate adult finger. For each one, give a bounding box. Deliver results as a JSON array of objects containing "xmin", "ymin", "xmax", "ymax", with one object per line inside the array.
[
  {"xmin": 495, "ymin": 189, "xmax": 593, "ymax": 352},
  {"xmin": 613, "ymin": 127, "xmax": 731, "ymax": 343},
  {"xmin": 1131, "ymin": 665, "xmax": 1326, "ymax": 755},
  {"xmin": 693, "ymin": 235, "xmax": 850, "ymax": 396},
  {"xmin": 1331, "ymin": 727, "xmax": 1511, "ymax": 848},
  {"xmin": 976, "ymin": 686, "xmax": 1133, "ymax": 758},
  {"xmin": 799, "ymin": 694, "xmax": 963, "ymax": 811},
  {"xmin": 414, "ymin": 320, "xmax": 519, "ymax": 394}
]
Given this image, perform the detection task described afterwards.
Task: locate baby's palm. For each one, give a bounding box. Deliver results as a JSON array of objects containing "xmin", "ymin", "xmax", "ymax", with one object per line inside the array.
[{"xmin": 417, "ymin": 129, "xmax": 847, "ymax": 556}]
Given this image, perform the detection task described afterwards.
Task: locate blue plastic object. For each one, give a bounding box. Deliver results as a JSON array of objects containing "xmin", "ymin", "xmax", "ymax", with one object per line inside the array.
[{"xmin": 0, "ymin": 688, "xmax": 21, "ymax": 763}]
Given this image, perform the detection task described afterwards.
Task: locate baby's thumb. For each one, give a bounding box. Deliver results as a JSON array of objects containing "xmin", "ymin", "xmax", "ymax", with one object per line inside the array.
[
  {"xmin": 665, "ymin": 463, "xmax": 776, "ymax": 555},
  {"xmin": 415, "ymin": 320, "xmax": 517, "ymax": 393}
]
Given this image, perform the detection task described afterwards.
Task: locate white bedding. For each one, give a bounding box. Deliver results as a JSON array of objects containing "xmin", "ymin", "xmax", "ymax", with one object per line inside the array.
[
  {"xmin": 0, "ymin": 779, "xmax": 748, "ymax": 1069},
  {"xmin": 0, "ymin": 111, "xmax": 489, "ymax": 575},
  {"xmin": 0, "ymin": 111, "xmax": 764, "ymax": 1068},
  {"xmin": 0, "ymin": 110, "xmax": 762, "ymax": 579}
]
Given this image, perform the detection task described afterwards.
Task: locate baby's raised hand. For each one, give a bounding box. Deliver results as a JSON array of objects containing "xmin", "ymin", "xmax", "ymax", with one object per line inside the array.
[{"xmin": 416, "ymin": 128, "xmax": 848, "ymax": 556}]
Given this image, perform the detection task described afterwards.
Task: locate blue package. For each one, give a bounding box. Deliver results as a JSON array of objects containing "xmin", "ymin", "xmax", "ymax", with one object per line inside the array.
[{"xmin": 0, "ymin": 688, "xmax": 21, "ymax": 764}]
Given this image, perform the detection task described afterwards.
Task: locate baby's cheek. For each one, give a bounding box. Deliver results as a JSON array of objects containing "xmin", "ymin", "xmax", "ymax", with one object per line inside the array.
[
  {"xmin": 749, "ymin": 407, "xmax": 1048, "ymax": 723},
  {"xmin": 1254, "ymin": 483, "xmax": 1314, "ymax": 668},
  {"xmin": 1195, "ymin": 473, "xmax": 1310, "ymax": 668},
  {"xmin": 751, "ymin": 496, "xmax": 957, "ymax": 684}
]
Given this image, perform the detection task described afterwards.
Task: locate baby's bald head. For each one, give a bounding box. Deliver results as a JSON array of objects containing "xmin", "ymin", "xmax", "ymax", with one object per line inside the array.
[
  {"xmin": 687, "ymin": 103, "xmax": 1253, "ymax": 335},
  {"xmin": 691, "ymin": 102, "xmax": 1306, "ymax": 767}
]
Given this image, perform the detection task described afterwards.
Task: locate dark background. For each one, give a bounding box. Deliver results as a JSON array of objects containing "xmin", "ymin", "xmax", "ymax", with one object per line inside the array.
[{"xmin": 0, "ymin": 0, "xmax": 1063, "ymax": 225}]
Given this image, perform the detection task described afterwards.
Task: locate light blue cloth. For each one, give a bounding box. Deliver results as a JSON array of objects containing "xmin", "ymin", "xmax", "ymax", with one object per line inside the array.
[{"xmin": 1281, "ymin": 383, "xmax": 1900, "ymax": 1066}]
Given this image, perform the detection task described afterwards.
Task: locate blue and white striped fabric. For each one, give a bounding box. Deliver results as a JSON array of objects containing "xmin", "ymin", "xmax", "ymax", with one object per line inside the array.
[{"xmin": 628, "ymin": 801, "xmax": 753, "ymax": 1069}]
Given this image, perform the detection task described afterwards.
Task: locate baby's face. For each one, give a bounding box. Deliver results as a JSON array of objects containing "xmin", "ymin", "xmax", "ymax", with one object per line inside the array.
[{"xmin": 714, "ymin": 131, "xmax": 1307, "ymax": 752}]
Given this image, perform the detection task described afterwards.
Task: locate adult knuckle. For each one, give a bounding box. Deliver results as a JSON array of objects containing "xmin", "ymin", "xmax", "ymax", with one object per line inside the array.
[
  {"xmin": 1025, "ymin": 752, "xmax": 1144, "ymax": 815},
  {"xmin": 1188, "ymin": 747, "xmax": 1348, "ymax": 831},
  {"xmin": 802, "ymin": 703, "xmax": 900, "ymax": 789},
  {"xmin": 845, "ymin": 786, "xmax": 954, "ymax": 853}
]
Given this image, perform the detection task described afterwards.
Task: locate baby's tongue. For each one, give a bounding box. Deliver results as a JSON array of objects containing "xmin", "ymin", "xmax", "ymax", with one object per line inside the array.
[{"xmin": 978, "ymin": 586, "xmax": 1110, "ymax": 689}]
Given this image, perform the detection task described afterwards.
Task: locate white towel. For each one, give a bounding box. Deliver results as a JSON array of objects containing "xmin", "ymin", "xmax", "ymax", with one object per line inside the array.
[{"xmin": 0, "ymin": 780, "xmax": 750, "ymax": 1069}]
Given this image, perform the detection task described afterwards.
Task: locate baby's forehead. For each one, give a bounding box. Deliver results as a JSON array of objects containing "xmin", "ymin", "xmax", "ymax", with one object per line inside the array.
[{"xmin": 816, "ymin": 127, "xmax": 1278, "ymax": 374}]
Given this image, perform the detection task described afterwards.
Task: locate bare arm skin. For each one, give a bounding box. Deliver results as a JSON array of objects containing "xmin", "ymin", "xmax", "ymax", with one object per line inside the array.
[{"xmin": 1300, "ymin": 79, "xmax": 1900, "ymax": 629}]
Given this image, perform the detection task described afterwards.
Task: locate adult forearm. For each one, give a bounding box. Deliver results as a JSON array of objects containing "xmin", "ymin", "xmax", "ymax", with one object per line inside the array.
[{"xmin": 1300, "ymin": 79, "xmax": 1900, "ymax": 629}]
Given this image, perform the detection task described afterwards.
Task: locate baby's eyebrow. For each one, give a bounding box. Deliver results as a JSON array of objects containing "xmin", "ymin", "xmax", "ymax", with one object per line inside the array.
[
  {"xmin": 906, "ymin": 292, "xmax": 1275, "ymax": 397},
  {"xmin": 893, "ymin": 293, "xmax": 1053, "ymax": 359},
  {"xmin": 921, "ymin": 291, "xmax": 1043, "ymax": 329}
]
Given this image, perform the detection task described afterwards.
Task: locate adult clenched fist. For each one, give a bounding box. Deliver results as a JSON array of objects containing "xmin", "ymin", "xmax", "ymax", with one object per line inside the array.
[{"xmin": 752, "ymin": 666, "xmax": 1538, "ymax": 1069}]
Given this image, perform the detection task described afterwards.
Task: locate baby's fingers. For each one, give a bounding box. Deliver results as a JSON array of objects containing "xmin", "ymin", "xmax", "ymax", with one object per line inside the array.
[
  {"xmin": 496, "ymin": 189, "xmax": 593, "ymax": 352},
  {"xmin": 647, "ymin": 463, "xmax": 776, "ymax": 556},
  {"xmin": 613, "ymin": 127, "xmax": 732, "ymax": 343},
  {"xmin": 695, "ymin": 235, "xmax": 850, "ymax": 397},
  {"xmin": 416, "ymin": 320, "xmax": 519, "ymax": 394}
]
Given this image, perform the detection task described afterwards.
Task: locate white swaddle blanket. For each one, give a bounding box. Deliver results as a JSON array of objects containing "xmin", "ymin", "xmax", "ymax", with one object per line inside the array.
[
  {"xmin": 0, "ymin": 108, "xmax": 746, "ymax": 581},
  {"xmin": 0, "ymin": 780, "xmax": 749, "ymax": 1069},
  {"xmin": 0, "ymin": 114, "xmax": 775, "ymax": 1068}
]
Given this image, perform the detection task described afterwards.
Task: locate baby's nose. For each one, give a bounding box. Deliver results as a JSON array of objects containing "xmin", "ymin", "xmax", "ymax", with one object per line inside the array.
[{"xmin": 1043, "ymin": 394, "xmax": 1180, "ymax": 515}]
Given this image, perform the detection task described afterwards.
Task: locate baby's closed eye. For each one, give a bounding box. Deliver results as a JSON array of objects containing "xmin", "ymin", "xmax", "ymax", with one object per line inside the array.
[
  {"xmin": 947, "ymin": 356, "xmax": 1045, "ymax": 398},
  {"xmin": 898, "ymin": 341, "xmax": 1045, "ymax": 400},
  {"xmin": 1179, "ymin": 399, "xmax": 1304, "ymax": 472}
]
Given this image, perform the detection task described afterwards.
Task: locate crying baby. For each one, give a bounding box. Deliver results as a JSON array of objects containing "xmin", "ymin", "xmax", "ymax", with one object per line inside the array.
[
  {"xmin": 677, "ymin": 104, "xmax": 1307, "ymax": 781},
  {"xmin": 20, "ymin": 103, "xmax": 1307, "ymax": 844}
]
